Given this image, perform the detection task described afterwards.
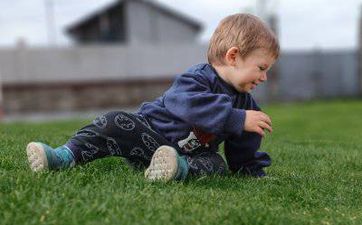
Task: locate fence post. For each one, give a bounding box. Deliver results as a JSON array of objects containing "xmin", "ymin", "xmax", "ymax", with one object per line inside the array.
[
  {"xmin": 0, "ymin": 68, "xmax": 3, "ymax": 121},
  {"xmin": 266, "ymin": 14, "xmax": 280, "ymax": 102},
  {"xmin": 358, "ymin": 5, "xmax": 362, "ymax": 96}
]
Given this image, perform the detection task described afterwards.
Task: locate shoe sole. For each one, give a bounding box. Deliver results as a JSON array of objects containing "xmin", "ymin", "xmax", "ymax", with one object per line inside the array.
[
  {"xmin": 26, "ymin": 142, "xmax": 49, "ymax": 172},
  {"xmin": 144, "ymin": 146, "xmax": 178, "ymax": 182}
]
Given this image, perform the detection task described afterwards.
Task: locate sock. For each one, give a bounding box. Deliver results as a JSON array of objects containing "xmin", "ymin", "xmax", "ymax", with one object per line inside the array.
[
  {"xmin": 50, "ymin": 145, "xmax": 76, "ymax": 169},
  {"xmin": 175, "ymin": 155, "xmax": 189, "ymax": 181}
]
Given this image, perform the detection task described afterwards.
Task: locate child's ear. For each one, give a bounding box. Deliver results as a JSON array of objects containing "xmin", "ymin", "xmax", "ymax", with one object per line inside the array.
[{"xmin": 225, "ymin": 47, "xmax": 239, "ymax": 66}]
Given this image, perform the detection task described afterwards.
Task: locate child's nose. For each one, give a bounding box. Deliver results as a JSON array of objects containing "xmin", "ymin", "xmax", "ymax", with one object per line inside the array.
[{"xmin": 260, "ymin": 72, "xmax": 268, "ymax": 82}]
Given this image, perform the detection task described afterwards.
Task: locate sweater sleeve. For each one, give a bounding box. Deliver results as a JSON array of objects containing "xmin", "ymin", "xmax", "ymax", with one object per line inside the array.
[{"xmin": 163, "ymin": 73, "xmax": 245, "ymax": 136}]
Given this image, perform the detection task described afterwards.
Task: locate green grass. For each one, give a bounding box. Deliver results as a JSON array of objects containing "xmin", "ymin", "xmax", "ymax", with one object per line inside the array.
[{"xmin": 1, "ymin": 100, "xmax": 362, "ymax": 225}]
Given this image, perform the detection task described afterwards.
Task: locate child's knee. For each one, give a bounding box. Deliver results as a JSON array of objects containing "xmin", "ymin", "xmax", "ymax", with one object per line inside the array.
[
  {"xmin": 187, "ymin": 152, "xmax": 227, "ymax": 176},
  {"xmin": 92, "ymin": 111, "xmax": 135, "ymax": 134}
]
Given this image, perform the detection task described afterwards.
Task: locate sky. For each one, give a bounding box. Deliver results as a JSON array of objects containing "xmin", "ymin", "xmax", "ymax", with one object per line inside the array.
[{"xmin": 0, "ymin": 0, "xmax": 361, "ymax": 51}]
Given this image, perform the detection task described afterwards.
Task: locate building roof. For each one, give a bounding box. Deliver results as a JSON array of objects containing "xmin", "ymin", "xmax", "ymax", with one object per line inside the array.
[{"xmin": 66, "ymin": 0, "xmax": 202, "ymax": 34}]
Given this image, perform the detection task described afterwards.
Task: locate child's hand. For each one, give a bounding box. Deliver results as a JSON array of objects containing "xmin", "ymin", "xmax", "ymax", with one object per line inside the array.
[{"xmin": 244, "ymin": 110, "xmax": 273, "ymax": 137}]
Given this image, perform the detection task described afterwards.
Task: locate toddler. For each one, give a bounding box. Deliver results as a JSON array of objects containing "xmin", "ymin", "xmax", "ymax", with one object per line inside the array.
[{"xmin": 26, "ymin": 13, "xmax": 279, "ymax": 181}]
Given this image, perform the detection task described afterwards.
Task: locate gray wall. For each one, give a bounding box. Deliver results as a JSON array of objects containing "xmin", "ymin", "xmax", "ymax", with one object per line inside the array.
[
  {"xmin": 0, "ymin": 45, "xmax": 360, "ymax": 114},
  {"xmin": 0, "ymin": 44, "xmax": 208, "ymax": 84},
  {"xmin": 277, "ymin": 50, "xmax": 359, "ymax": 101},
  {"xmin": 125, "ymin": 1, "xmax": 199, "ymax": 45}
]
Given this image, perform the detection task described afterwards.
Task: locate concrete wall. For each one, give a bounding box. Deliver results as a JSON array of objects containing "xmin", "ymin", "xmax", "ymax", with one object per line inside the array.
[
  {"xmin": 0, "ymin": 45, "xmax": 360, "ymax": 114},
  {"xmin": 125, "ymin": 1, "xmax": 198, "ymax": 45},
  {"xmin": 278, "ymin": 50, "xmax": 359, "ymax": 101},
  {"xmin": 0, "ymin": 44, "xmax": 208, "ymax": 114},
  {"xmin": 0, "ymin": 44, "xmax": 208, "ymax": 84},
  {"xmin": 3, "ymin": 79, "xmax": 171, "ymax": 113}
]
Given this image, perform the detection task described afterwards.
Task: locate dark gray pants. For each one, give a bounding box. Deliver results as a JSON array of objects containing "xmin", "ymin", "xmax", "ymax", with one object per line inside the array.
[{"xmin": 65, "ymin": 111, "xmax": 226, "ymax": 177}]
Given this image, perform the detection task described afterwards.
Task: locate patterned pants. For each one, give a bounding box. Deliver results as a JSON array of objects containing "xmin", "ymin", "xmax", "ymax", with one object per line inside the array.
[{"xmin": 65, "ymin": 111, "xmax": 226, "ymax": 177}]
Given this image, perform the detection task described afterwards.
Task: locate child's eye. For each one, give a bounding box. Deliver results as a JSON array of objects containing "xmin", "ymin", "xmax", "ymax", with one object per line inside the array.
[{"xmin": 259, "ymin": 66, "xmax": 266, "ymax": 71}]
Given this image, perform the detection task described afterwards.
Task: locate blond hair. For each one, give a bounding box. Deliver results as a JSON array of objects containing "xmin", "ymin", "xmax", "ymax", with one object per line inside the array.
[{"xmin": 207, "ymin": 13, "xmax": 280, "ymax": 65}]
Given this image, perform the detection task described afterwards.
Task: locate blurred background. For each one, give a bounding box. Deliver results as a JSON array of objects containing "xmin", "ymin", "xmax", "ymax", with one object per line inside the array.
[{"xmin": 0, "ymin": 0, "xmax": 362, "ymax": 121}]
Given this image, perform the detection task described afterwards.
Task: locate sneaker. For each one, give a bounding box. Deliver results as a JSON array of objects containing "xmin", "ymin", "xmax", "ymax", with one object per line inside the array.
[
  {"xmin": 145, "ymin": 145, "xmax": 189, "ymax": 182},
  {"xmin": 26, "ymin": 142, "xmax": 75, "ymax": 172}
]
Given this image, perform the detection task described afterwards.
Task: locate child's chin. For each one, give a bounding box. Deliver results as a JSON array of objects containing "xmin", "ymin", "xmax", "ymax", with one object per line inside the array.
[
  {"xmin": 243, "ymin": 87, "xmax": 253, "ymax": 92},
  {"xmin": 236, "ymin": 85, "xmax": 251, "ymax": 93},
  {"xmin": 238, "ymin": 89, "xmax": 250, "ymax": 93},
  {"xmin": 248, "ymin": 85, "xmax": 257, "ymax": 92}
]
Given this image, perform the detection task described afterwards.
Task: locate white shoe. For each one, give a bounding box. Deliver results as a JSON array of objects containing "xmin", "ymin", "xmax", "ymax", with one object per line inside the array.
[
  {"xmin": 145, "ymin": 145, "xmax": 188, "ymax": 182},
  {"xmin": 26, "ymin": 142, "xmax": 75, "ymax": 172},
  {"xmin": 26, "ymin": 142, "xmax": 49, "ymax": 172}
]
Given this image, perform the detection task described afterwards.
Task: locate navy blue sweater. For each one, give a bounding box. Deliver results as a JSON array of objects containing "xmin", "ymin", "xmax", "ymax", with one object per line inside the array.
[{"xmin": 137, "ymin": 63, "xmax": 262, "ymax": 157}]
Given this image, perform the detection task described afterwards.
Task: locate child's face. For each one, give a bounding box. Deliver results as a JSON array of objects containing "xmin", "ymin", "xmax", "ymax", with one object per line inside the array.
[{"xmin": 225, "ymin": 48, "xmax": 275, "ymax": 93}]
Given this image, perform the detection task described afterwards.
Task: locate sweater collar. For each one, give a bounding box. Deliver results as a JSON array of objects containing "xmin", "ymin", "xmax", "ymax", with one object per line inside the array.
[{"xmin": 207, "ymin": 64, "xmax": 240, "ymax": 95}]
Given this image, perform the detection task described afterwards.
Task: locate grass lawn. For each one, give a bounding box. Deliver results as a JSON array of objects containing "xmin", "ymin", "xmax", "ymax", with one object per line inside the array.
[{"xmin": 0, "ymin": 100, "xmax": 361, "ymax": 225}]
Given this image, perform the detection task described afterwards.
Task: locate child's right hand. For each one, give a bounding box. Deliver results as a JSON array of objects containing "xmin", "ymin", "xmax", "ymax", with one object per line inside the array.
[{"xmin": 244, "ymin": 110, "xmax": 273, "ymax": 137}]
